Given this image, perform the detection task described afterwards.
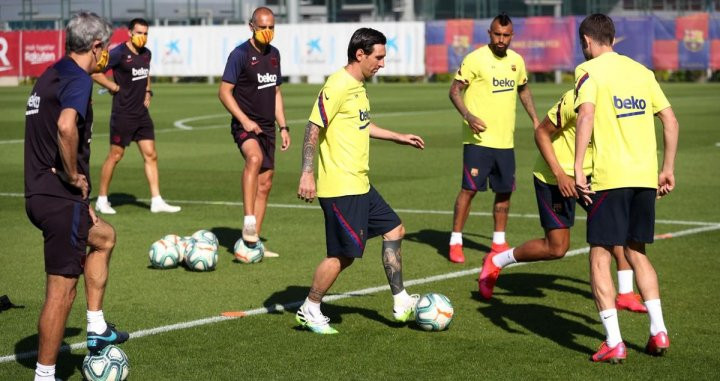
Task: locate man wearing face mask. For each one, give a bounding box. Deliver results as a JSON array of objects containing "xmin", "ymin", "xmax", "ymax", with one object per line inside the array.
[
  {"xmin": 448, "ymin": 13, "xmax": 539, "ymax": 268},
  {"xmin": 219, "ymin": 7, "xmax": 290, "ymax": 258},
  {"xmin": 92, "ymin": 18, "xmax": 181, "ymax": 214},
  {"xmin": 25, "ymin": 12, "xmax": 129, "ymax": 381}
]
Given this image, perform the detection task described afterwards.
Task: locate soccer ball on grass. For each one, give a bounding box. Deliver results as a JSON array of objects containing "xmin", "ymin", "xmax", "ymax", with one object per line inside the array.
[
  {"xmin": 82, "ymin": 345, "xmax": 129, "ymax": 381},
  {"xmin": 414, "ymin": 293, "xmax": 454, "ymax": 331}
]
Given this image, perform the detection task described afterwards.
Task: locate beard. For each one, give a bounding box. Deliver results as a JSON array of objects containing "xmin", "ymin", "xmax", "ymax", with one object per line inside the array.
[{"xmin": 489, "ymin": 43, "xmax": 508, "ymax": 57}]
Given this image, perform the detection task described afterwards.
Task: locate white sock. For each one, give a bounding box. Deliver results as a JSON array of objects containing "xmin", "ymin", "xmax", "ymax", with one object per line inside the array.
[
  {"xmin": 645, "ymin": 299, "xmax": 667, "ymax": 336},
  {"xmin": 392, "ymin": 289, "xmax": 411, "ymax": 310},
  {"xmin": 492, "ymin": 232, "xmax": 505, "ymax": 245},
  {"xmin": 151, "ymin": 195, "xmax": 164, "ymax": 204},
  {"xmin": 492, "ymin": 248, "xmax": 516, "ymax": 268},
  {"xmin": 34, "ymin": 362, "xmax": 55, "ymax": 381},
  {"xmin": 617, "ymin": 270, "xmax": 634, "ymax": 294},
  {"xmin": 87, "ymin": 310, "xmax": 107, "ymax": 334},
  {"xmin": 244, "ymin": 215, "xmax": 257, "ymax": 226},
  {"xmin": 599, "ymin": 308, "xmax": 623, "ymax": 347},
  {"xmin": 304, "ymin": 297, "xmax": 322, "ymax": 318},
  {"xmin": 97, "ymin": 195, "xmax": 108, "ymax": 204},
  {"xmin": 449, "ymin": 232, "xmax": 463, "ymax": 245}
]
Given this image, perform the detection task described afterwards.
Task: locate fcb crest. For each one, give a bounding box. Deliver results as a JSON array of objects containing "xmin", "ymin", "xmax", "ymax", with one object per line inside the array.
[
  {"xmin": 511, "ymin": 64, "xmax": 517, "ymax": 71},
  {"xmin": 451, "ymin": 35, "xmax": 470, "ymax": 57},
  {"xmin": 683, "ymin": 29, "xmax": 704, "ymax": 52},
  {"xmin": 270, "ymin": 57, "xmax": 278, "ymax": 67}
]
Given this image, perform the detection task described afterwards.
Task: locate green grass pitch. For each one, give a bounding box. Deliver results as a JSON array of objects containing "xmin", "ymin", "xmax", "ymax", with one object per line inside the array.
[{"xmin": 1, "ymin": 81, "xmax": 719, "ymax": 379}]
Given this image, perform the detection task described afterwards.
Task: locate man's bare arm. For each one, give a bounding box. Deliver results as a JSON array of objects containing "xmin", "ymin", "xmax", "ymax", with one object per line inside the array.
[{"xmin": 518, "ymin": 84, "xmax": 540, "ymax": 128}]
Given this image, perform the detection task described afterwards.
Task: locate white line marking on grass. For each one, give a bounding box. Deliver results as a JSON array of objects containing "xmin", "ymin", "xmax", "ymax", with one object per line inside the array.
[
  {"xmin": 0, "ymin": 109, "xmax": 449, "ymax": 145},
  {"xmin": 2, "ymin": 223, "xmax": 719, "ymax": 364},
  {"xmin": 1, "ymin": 192, "xmax": 718, "ymax": 227},
  {"xmin": 172, "ymin": 109, "xmax": 447, "ymax": 131}
]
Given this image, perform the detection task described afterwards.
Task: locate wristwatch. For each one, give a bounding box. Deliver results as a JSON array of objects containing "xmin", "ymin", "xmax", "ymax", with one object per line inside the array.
[
  {"xmin": 278, "ymin": 126, "xmax": 289, "ymax": 132},
  {"xmin": 146, "ymin": 90, "xmax": 154, "ymax": 97}
]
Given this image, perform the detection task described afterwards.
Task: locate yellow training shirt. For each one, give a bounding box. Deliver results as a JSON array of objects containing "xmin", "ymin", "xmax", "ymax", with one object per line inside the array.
[
  {"xmin": 574, "ymin": 52, "xmax": 670, "ymax": 191},
  {"xmin": 308, "ymin": 68, "xmax": 371, "ymax": 198},
  {"xmin": 533, "ymin": 90, "xmax": 593, "ymax": 185},
  {"xmin": 455, "ymin": 45, "xmax": 528, "ymax": 149}
]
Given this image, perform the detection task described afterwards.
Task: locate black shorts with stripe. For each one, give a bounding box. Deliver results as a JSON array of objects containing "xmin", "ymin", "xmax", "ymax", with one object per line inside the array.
[
  {"xmin": 318, "ymin": 185, "xmax": 402, "ymax": 258},
  {"xmin": 586, "ymin": 188, "xmax": 656, "ymax": 246}
]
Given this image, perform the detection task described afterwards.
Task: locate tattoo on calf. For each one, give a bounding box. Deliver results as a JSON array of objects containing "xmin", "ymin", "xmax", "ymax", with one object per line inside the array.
[
  {"xmin": 494, "ymin": 206, "xmax": 510, "ymax": 214},
  {"xmin": 308, "ymin": 287, "xmax": 325, "ymax": 302},
  {"xmin": 382, "ymin": 240, "xmax": 404, "ymax": 295}
]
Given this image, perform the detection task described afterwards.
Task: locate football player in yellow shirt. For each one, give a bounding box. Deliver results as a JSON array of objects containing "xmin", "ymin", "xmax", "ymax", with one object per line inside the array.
[
  {"xmin": 573, "ymin": 14, "xmax": 679, "ymax": 363},
  {"xmin": 294, "ymin": 28, "xmax": 425, "ymax": 334},
  {"xmin": 448, "ymin": 13, "xmax": 539, "ymax": 264},
  {"xmin": 478, "ymin": 90, "xmax": 647, "ymax": 315}
]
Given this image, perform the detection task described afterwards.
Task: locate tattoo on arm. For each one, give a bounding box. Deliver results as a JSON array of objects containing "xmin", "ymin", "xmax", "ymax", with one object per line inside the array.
[
  {"xmin": 301, "ymin": 122, "xmax": 320, "ymax": 173},
  {"xmin": 382, "ymin": 240, "xmax": 404, "ymax": 295},
  {"xmin": 308, "ymin": 287, "xmax": 325, "ymax": 303}
]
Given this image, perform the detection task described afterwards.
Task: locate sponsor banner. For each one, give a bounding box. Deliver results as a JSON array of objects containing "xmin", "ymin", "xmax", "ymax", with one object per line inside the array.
[
  {"xmin": 613, "ymin": 17, "xmax": 654, "ymax": 68},
  {"xmin": 21, "ymin": 30, "xmax": 63, "ymax": 77},
  {"xmin": 0, "ymin": 31, "xmax": 21, "ymax": 76},
  {"xmin": 677, "ymin": 13, "xmax": 709, "ymax": 69},
  {"xmin": 279, "ymin": 22, "xmax": 424, "ymax": 76},
  {"xmin": 513, "ymin": 16, "xmax": 575, "ymax": 72}
]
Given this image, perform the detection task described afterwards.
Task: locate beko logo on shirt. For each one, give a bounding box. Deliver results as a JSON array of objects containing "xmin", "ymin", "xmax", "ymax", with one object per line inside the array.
[
  {"xmin": 492, "ymin": 77, "xmax": 515, "ymax": 93},
  {"xmin": 256, "ymin": 73, "xmax": 277, "ymax": 89},
  {"xmin": 131, "ymin": 67, "xmax": 149, "ymax": 81},
  {"xmin": 132, "ymin": 67, "xmax": 149, "ymax": 77},
  {"xmin": 257, "ymin": 73, "xmax": 277, "ymax": 83},
  {"xmin": 613, "ymin": 96, "xmax": 647, "ymax": 118},
  {"xmin": 25, "ymin": 92, "xmax": 40, "ymax": 115},
  {"xmin": 613, "ymin": 96, "xmax": 646, "ymax": 110}
]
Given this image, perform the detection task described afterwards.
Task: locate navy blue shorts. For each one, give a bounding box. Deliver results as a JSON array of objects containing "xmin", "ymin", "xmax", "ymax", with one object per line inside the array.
[
  {"xmin": 26, "ymin": 195, "xmax": 89, "ymax": 276},
  {"xmin": 586, "ymin": 188, "xmax": 656, "ymax": 246},
  {"xmin": 231, "ymin": 123, "xmax": 276, "ymax": 170},
  {"xmin": 462, "ymin": 144, "xmax": 515, "ymax": 193},
  {"xmin": 318, "ymin": 186, "xmax": 402, "ymax": 258},
  {"xmin": 534, "ymin": 176, "xmax": 591, "ymax": 230},
  {"xmin": 110, "ymin": 113, "xmax": 155, "ymax": 147}
]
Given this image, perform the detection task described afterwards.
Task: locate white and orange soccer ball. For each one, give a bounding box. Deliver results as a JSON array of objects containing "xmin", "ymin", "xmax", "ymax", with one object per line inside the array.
[
  {"xmin": 415, "ymin": 293, "xmax": 454, "ymax": 331},
  {"xmin": 184, "ymin": 240, "xmax": 218, "ymax": 271},
  {"xmin": 148, "ymin": 238, "xmax": 180, "ymax": 269},
  {"xmin": 233, "ymin": 239, "xmax": 264, "ymax": 264}
]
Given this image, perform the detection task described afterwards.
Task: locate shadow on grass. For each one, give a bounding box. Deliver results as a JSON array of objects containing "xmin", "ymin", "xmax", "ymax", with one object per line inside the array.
[
  {"xmin": 263, "ymin": 285, "xmax": 401, "ymax": 328},
  {"xmin": 404, "ymin": 229, "xmax": 491, "ymax": 260},
  {"xmin": 14, "ymin": 327, "xmax": 85, "ymax": 379},
  {"xmin": 482, "ymin": 272, "xmax": 593, "ymax": 300},
  {"xmin": 477, "ymin": 297, "xmax": 602, "ymax": 355},
  {"xmin": 105, "ymin": 192, "xmax": 150, "ymax": 211}
]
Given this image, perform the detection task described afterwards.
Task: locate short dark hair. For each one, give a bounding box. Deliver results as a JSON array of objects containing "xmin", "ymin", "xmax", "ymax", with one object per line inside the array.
[
  {"xmin": 579, "ymin": 14, "xmax": 615, "ymax": 47},
  {"xmin": 129, "ymin": 18, "xmax": 148, "ymax": 30},
  {"xmin": 492, "ymin": 13, "xmax": 512, "ymax": 27},
  {"xmin": 347, "ymin": 28, "xmax": 386, "ymax": 63}
]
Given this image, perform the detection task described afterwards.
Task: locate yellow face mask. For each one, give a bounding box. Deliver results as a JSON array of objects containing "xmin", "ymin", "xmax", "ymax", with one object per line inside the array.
[
  {"xmin": 94, "ymin": 49, "xmax": 109, "ymax": 73},
  {"xmin": 131, "ymin": 34, "xmax": 147, "ymax": 49},
  {"xmin": 253, "ymin": 27, "xmax": 274, "ymax": 45}
]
